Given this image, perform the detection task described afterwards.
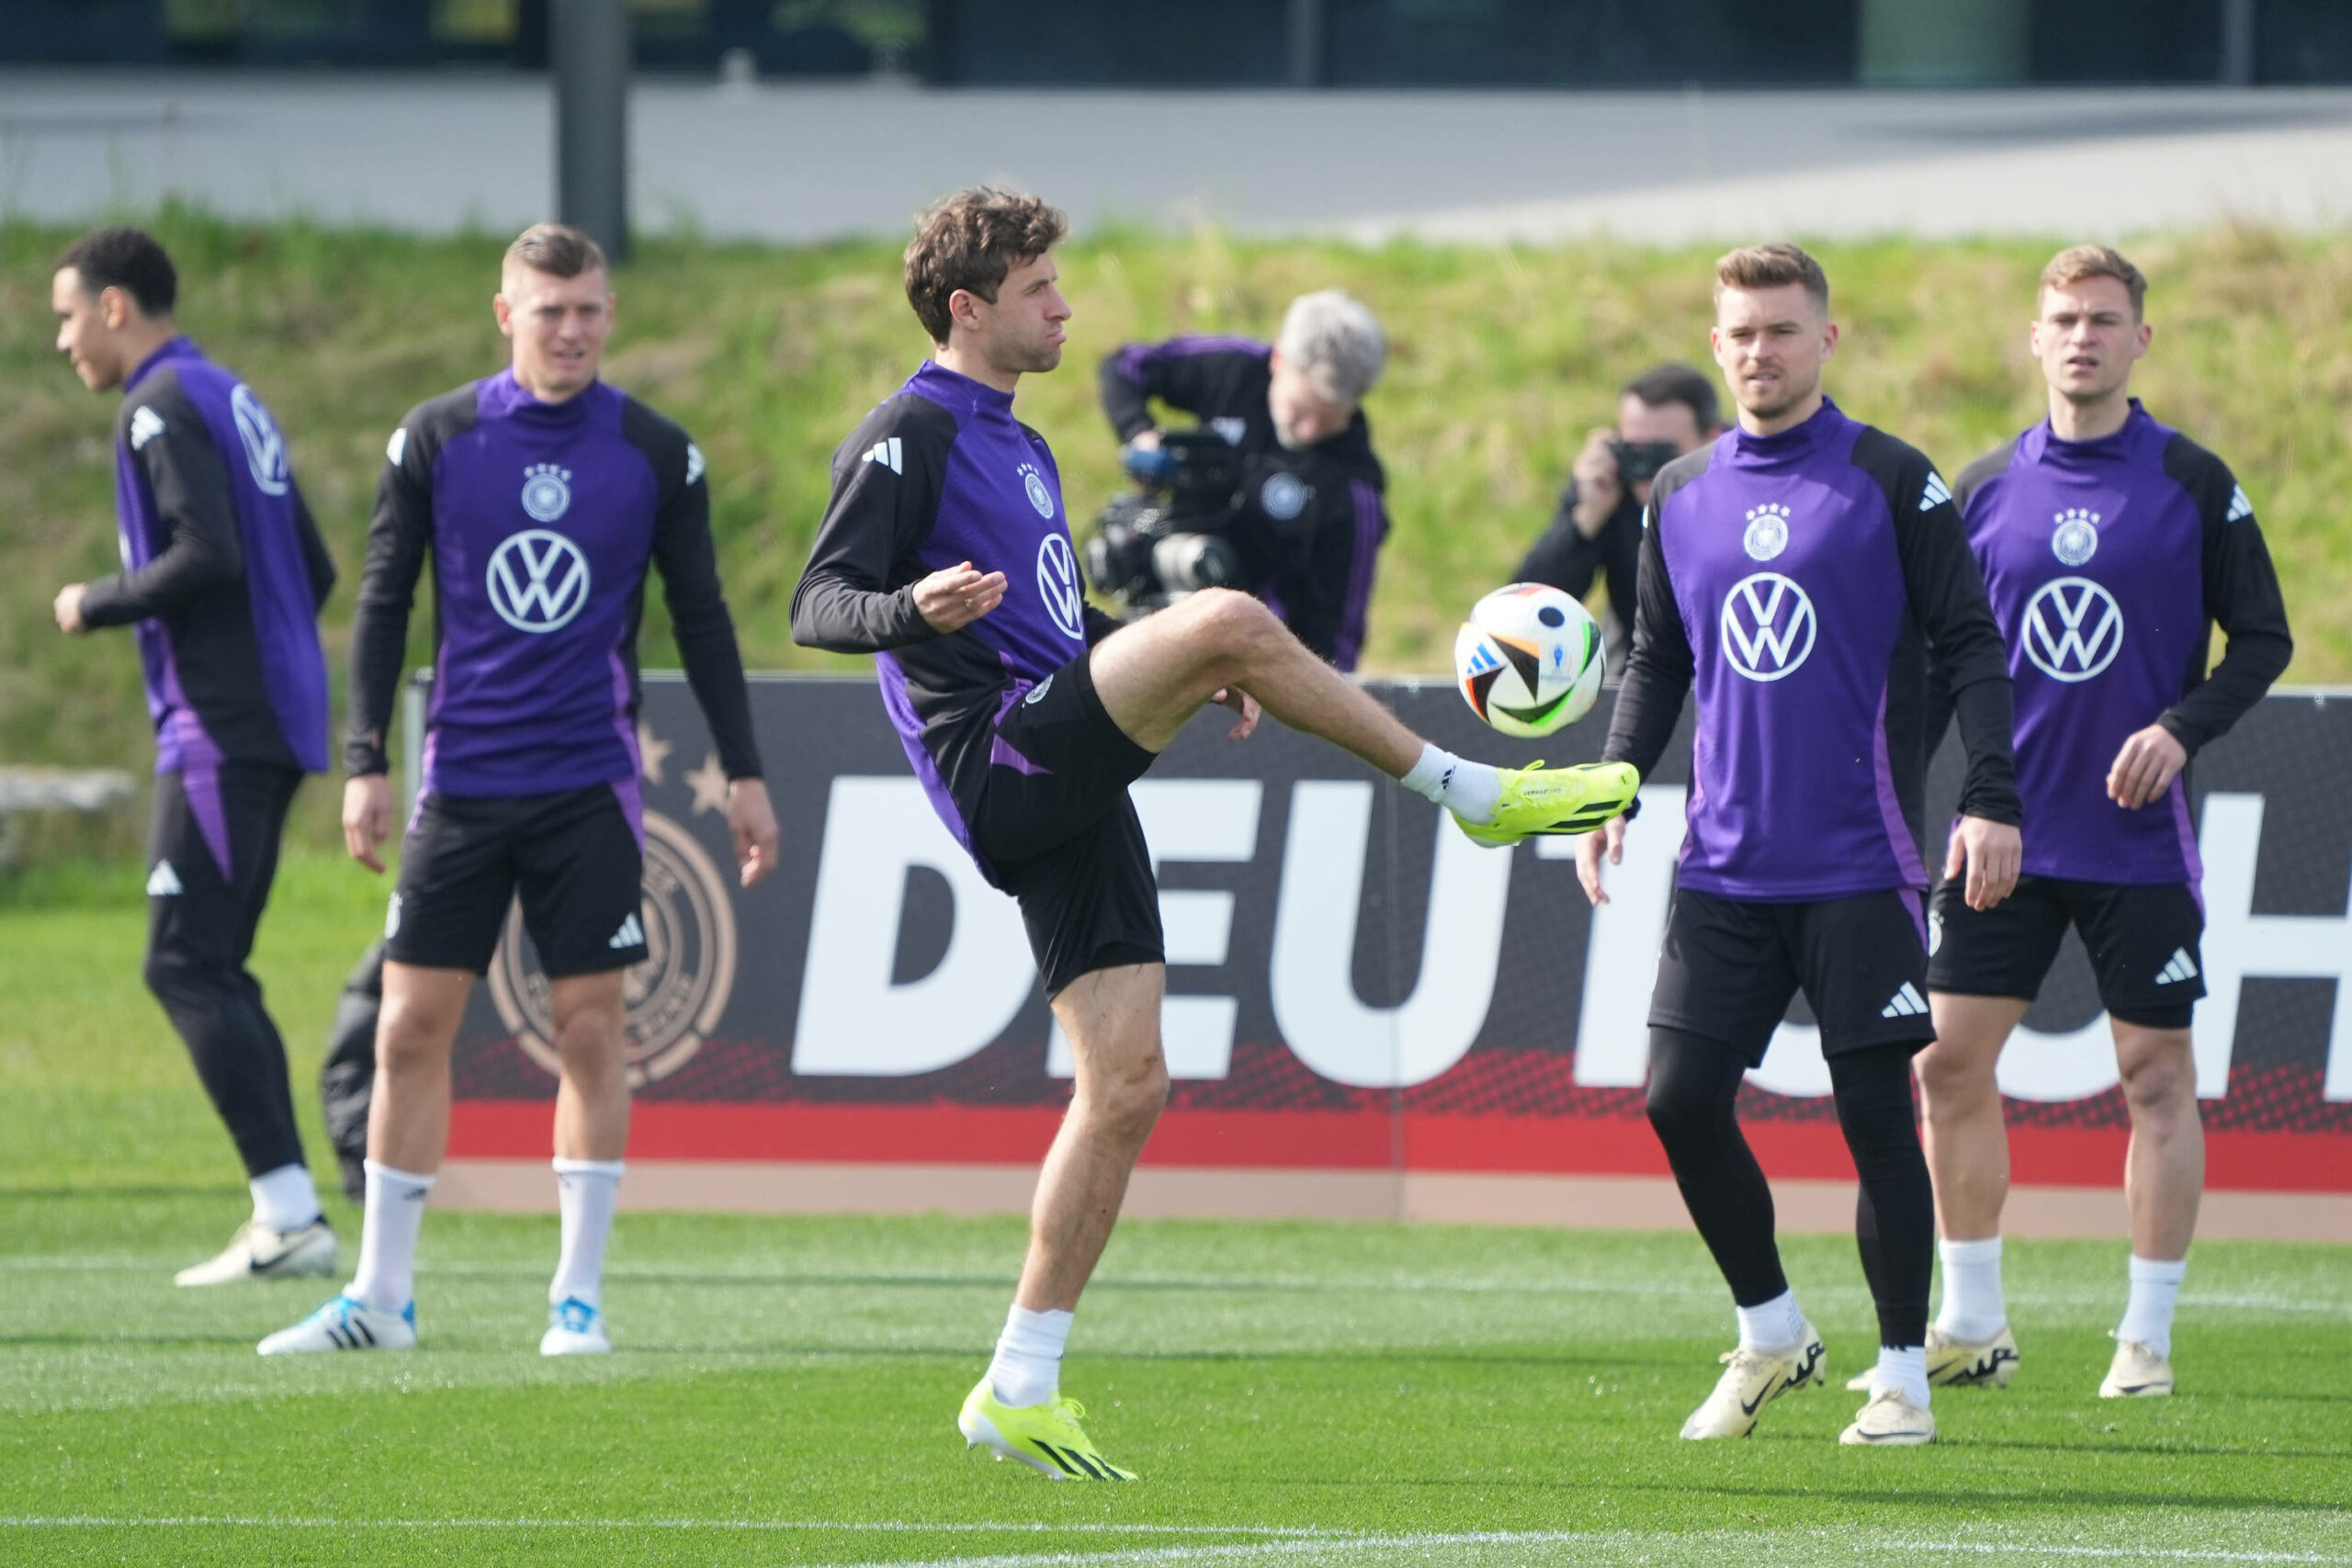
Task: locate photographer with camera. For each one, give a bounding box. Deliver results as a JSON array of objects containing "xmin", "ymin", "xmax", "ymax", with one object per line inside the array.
[
  {"xmin": 1515, "ymin": 363, "xmax": 1724, "ymax": 668},
  {"xmin": 1096, "ymin": 291, "xmax": 1390, "ymax": 670}
]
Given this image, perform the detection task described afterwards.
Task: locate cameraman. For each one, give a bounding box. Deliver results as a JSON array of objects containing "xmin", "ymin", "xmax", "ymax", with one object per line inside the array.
[
  {"xmin": 1514, "ymin": 363, "xmax": 1723, "ymax": 668},
  {"xmin": 1099, "ymin": 291, "xmax": 1389, "ymax": 671}
]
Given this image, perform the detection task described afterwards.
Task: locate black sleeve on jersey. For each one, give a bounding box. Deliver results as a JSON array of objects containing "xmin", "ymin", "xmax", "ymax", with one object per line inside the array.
[
  {"xmin": 2158, "ymin": 436, "xmax": 2294, "ymax": 756},
  {"xmin": 79, "ymin": 376, "xmax": 244, "ymax": 628},
  {"xmin": 1856, "ymin": 429, "xmax": 2021, "ymax": 826},
  {"xmin": 1084, "ymin": 604, "xmax": 1123, "ymax": 646},
  {"xmin": 790, "ymin": 396, "xmax": 957, "ymax": 653},
  {"xmin": 1920, "ymin": 441, "xmax": 2022, "ymax": 756},
  {"xmin": 627, "ymin": 402, "xmax": 763, "ymax": 782},
  {"xmin": 1600, "ymin": 451, "xmax": 1705, "ymax": 781},
  {"xmin": 1097, "ymin": 342, "xmax": 1261, "ymax": 442},
  {"xmin": 345, "ymin": 389, "xmax": 469, "ymax": 778},
  {"xmin": 1513, "ymin": 479, "xmax": 1608, "ymax": 596},
  {"xmin": 291, "ymin": 480, "xmax": 337, "ymax": 611},
  {"xmin": 1277, "ymin": 471, "xmax": 1385, "ymax": 667}
]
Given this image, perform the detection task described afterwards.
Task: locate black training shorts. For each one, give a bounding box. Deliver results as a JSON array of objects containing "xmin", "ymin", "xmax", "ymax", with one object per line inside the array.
[
  {"xmin": 1650, "ymin": 886, "xmax": 1936, "ymax": 1066},
  {"xmin": 386, "ymin": 782, "xmax": 646, "ymax": 979},
  {"xmin": 1928, "ymin": 874, "xmax": 2203, "ymax": 1030},
  {"xmin": 971, "ymin": 650, "xmax": 1163, "ymax": 998}
]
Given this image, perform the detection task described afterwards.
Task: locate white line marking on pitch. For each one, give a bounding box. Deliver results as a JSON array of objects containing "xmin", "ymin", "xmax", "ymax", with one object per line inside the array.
[{"xmin": 0, "ymin": 1518, "xmax": 1327, "ymax": 1537}]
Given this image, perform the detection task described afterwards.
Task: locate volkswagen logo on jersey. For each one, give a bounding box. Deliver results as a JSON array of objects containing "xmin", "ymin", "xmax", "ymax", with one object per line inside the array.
[
  {"xmin": 2022, "ymin": 576, "xmax": 2124, "ymax": 682},
  {"xmin": 1719, "ymin": 572, "xmax": 1817, "ymax": 682},
  {"xmin": 1741, "ymin": 502, "xmax": 1792, "ymax": 562},
  {"xmin": 487, "ymin": 528, "xmax": 592, "ymax": 633},
  {"xmin": 520, "ymin": 463, "xmax": 573, "ymax": 523},
  {"xmin": 1036, "ymin": 533, "xmax": 1086, "ymax": 642},
  {"xmin": 2052, "ymin": 507, "xmax": 2101, "ymax": 567},
  {"xmin": 1261, "ymin": 472, "xmax": 1311, "ymax": 521},
  {"xmin": 230, "ymin": 384, "xmax": 289, "ymax": 496},
  {"xmin": 1019, "ymin": 462, "xmax": 1057, "ymax": 520}
]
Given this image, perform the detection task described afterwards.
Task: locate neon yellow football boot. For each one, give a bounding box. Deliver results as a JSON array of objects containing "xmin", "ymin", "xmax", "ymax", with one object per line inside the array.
[
  {"xmin": 1454, "ymin": 761, "xmax": 1640, "ymax": 847},
  {"xmin": 958, "ymin": 1378, "xmax": 1136, "ymax": 1480}
]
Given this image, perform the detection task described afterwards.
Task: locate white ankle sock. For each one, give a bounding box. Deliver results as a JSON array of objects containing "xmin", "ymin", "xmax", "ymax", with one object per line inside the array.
[
  {"xmin": 549, "ymin": 1158, "xmax": 625, "ymax": 1310},
  {"xmin": 2117, "ymin": 1255, "xmax": 2187, "ymax": 1359},
  {"xmin": 987, "ymin": 1304, "xmax": 1073, "ymax": 1409},
  {"xmin": 1877, "ymin": 1344, "xmax": 1930, "ymax": 1407},
  {"xmin": 1934, "ymin": 1235, "xmax": 2007, "ymax": 1342},
  {"xmin": 350, "ymin": 1160, "xmax": 435, "ymax": 1314},
  {"xmin": 249, "ymin": 1162, "xmax": 322, "ymax": 1233},
  {"xmin": 1399, "ymin": 743, "xmax": 1502, "ymax": 824},
  {"xmin": 1735, "ymin": 1290, "xmax": 1806, "ymax": 1352}
]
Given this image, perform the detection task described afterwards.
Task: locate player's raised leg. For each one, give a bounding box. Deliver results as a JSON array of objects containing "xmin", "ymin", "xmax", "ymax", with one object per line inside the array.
[
  {"xmin": 2102, "ymin": 1020, "xmax": 2199, "ymax": 1397},
  {"xmin": 961, "ymin": 964, "xmax": 1164, "ymax": 1479},
  {"xmin": 1906, "ymin": 992, "xmax": 2030, "ymax": 1389},
  {"xmin": 544, "ymin": 970, "xmax": 631, "ymax": 1356},
  {"xmin": 1088, "ymin": 585, "xmax": 1635, "ymax": 842}
]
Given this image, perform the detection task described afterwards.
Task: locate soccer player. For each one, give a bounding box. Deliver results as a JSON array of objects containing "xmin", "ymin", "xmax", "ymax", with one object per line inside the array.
[
  {"xmin": 1099, "ymin": 291, "xmax": 1390, "ymax": 668},
  {"xmin": 1577, "ymin": 243, "xmax": 2023, "ymax": 1447},
  {"xmin": 50, "ymin": 226, "xmax": 341, "ymax": 1286},
  {"xmin": 259, "ymin": 222, "xmax": 779, "ymax": 1358},
  {"xmin": 792, "ymin": 187, "xmax": 1635, "ymax": 1479},
  {"xmin": 1905, "ymin": 245, "xmax": 2291, "ymax": 1400}
]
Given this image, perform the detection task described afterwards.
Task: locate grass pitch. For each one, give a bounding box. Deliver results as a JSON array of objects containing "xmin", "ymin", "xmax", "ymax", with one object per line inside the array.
[{"xmin": 4, "ymin": 865, "xmax": 2352, "ymax": 1565}]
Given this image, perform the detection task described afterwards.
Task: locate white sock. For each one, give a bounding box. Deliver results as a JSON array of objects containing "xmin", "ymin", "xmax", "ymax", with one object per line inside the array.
[
  {"xmin": 349, "ymin": 1160, "xmax": 435, "ymax": 1314},
  {"xmin": 987, "ymin": 1304, "xmax": 1073, "ymax": 1409},
  {"xmin": 1399, "ymin": 743, "xmax": 1503, "ymax": 824},
  {"xmin": 2117, "ymin": 1255, "xmax": 2188, "ymax": 1359},
  {"xmin": 248, "ymin": 1162, "xmax": 322, "ymax": 1233},
  {"xmin": 1877, "ymin": 1345, "xmax": 1930, "ymax": 1408},
  {"xmin": 1934, "ymin": 1235, "xmax": 2007, "ymax": 1342},
  {"xmin": 1735, "ymin": 1289, "xmax": 1806, "ymax": 1352},
  {"xmin": 549, "ymin": 1157, "xmax": 625, "ymax": 1310}
]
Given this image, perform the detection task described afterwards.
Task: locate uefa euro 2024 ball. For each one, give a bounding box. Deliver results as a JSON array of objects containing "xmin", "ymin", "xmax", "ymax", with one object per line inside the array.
[{"xmin": 1453, "ymin": 583, "xmax": 1606, "ymax": 739}]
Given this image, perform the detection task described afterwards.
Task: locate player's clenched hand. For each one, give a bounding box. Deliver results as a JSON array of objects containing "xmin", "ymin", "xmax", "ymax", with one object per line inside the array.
[
  {"xmin": 1575, "ymin": 815, "xmax": 1627, "ymax": 907},
  {"xmin": 1943, "ymin": 815, "xmax": 2021, "ymax": 912},
  {"xmin": 913, "ymin": 562, "xmax": 1007, "ymax": 634},
  {"xmin": 1214, "ymin": 685, "xmax": 1261, "ymax": 741},
  {"xmin": 2108, "ymin": 723, "xmax": 2188, "ymax": 810},
  {"xmin": 728, "ymin": 778, "xmax": 780, "ymax": 888},
  {"xmin": 344, "ymin": 773, "xmax": 392, "ymax": 874},
  {"xmin": 52, "ymin": 583, "xmax": 87, "ymax": 633}
]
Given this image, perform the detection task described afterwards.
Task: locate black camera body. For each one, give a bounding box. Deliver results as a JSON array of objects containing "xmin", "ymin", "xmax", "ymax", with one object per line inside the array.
[
  {"xmin": 1082, "ymin": 428, "xmax": 1249, "ymax": 613},
  {"xmin": 1609, "ymin": 438, "xmax": 1682, "ymax": 484}
]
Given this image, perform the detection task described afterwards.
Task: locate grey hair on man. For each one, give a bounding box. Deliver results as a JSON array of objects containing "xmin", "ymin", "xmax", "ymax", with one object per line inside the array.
[{"xmin": 1276, "ymin": 290, "xmax": 1388, "ymax": 407}]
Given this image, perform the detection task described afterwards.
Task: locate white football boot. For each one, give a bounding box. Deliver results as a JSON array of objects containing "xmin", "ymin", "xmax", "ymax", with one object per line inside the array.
[
  {"xmin": 258, "ymin": 1293, "xmax": 415, "ymax": 1355},
  {"xmin": 2098, "ymin": 1337, "xmax": 2174, "ymax": 1398},
  {"xmin": 540, "ymin": 1297, "xmax": 612, "ymax": 1356},
  {"xmin": 1840, "ymin": 1384, "xmax": 1937, "ymax": 1446},
  {"xmin": 1679, "ymin": 1321, "xmax": 1827, "ymax": 1439},
  {"xmin": 175, "ymin": 1218, "xmax": 338, "ymax": 1287},
  {"xmin": 1848, "ymin": 1323, "xmax": 2018, "ymax": 1391}
]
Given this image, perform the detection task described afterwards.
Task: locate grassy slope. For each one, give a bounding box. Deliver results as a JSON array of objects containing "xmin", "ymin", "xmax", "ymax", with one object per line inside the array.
[{"xmin": 6, "ymin": 218, "xmax": 2352, "ymax": 854}]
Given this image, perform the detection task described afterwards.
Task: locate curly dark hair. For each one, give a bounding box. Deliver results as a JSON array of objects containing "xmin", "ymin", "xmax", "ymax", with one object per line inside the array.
[
  {"xmin": 903, "ymin": 187, "xmax": 1069, "ymax": 346},
  {"xmin": 58, "ymin": 226, "xmax": 178, "ymax": 317}
]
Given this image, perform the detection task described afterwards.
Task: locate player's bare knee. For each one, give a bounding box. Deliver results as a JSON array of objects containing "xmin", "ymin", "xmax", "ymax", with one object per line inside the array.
[
  {"xmin": 2118, "ymin": 1037, "xmax": 2194, "ymax": 1114},
  {"xmin": 1087, "ymin": 1047, "xmax": 1168, "ymax": 1141},
  {"xmin": 373, "ymin": 1010, "xmax": 450, "ymax": 1079},
  {"xmin": 1914, "ymin": 1037, "xmax": 1996, "ymax": 1115}
]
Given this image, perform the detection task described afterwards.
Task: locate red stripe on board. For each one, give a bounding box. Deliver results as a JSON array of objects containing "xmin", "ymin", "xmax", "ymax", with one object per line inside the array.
[{"xmin": 447, "ymin": 1102, "xmax": 2352, "ymax": 1192}]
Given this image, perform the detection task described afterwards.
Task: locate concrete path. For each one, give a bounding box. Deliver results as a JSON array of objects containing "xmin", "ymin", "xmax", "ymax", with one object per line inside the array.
[{"xmin": 6, "ymin": 74, "xmax": 2351, "ymax": 243}]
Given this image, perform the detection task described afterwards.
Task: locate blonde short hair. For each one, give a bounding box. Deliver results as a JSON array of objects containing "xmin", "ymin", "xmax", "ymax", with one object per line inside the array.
[
  {"xmin": 1713, "ymin": 242, "xmax": 1829, "ymax": 310},
  {"xmin": 2041, "ymin": 244, "xmax": 2147, "ymax": 319}
]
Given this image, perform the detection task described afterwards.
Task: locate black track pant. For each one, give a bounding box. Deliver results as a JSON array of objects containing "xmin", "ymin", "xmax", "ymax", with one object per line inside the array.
[
  {"xmin": 1645, "ymin": 1029, "xmax": 1932, "ymax": 1349},
  {"xmin": 144, "ymin": 762, "xmax": 308, "ymax": 1179}
]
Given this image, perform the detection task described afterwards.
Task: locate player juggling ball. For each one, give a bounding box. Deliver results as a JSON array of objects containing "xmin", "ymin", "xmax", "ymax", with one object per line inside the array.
[
  {"xmin": 791, "ymin": 187, "xmax": 1638, "ymax": 1480},
  {"xmin": 1577, "ymin": 243, "xmax": 2023, "ymax": 1448}
]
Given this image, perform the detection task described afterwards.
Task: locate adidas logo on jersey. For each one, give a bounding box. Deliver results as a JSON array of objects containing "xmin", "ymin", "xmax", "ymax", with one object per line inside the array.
[
  {"xmin": 2155, "ymin": 948, "xmax": 2200, "ymax": 985},
  {"xmin": 146, "ymin": 860, "xmax": 182, "ymax": 897},
  {"xmin": 129, "ymin": 406, "xmax": 165, "ymax": 451},
  {"xmin": 2225, "ymin": 484, "xmax": 2254, "ymax": 523},
  {"xmin": 1881, "ymin": 981, "xmax": 1928, "ymax": 1019},
  {"xmin": 609, "ymin": 913, "xmax": 646, "ymax": 950},
  {"xmin": 685, "ymin": 441, "xmax": 706, "ymax": 486},
  {"xmin": 864, "ymin": 436, "xmax": 903, "ymax": 474},
  {"xmin": 1919, "ymin": 471, "xmax": 1952, "ymax": 511}
]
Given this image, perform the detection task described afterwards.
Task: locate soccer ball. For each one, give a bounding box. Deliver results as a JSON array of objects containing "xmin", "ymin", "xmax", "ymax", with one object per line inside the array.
[{"xmin": 1453, "ymin": 583, "xmax": 1606, "ymax": 739}]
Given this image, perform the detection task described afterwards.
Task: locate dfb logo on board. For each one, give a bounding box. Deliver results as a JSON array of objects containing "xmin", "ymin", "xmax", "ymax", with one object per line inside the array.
[
  {"xmin": 1719, "ymin": 572, "xmax": 1816, "ymax": 681},
  {"xmin": 491, "ymin": 811, "xmax": 738, "ymax": 1089},
  {"xmin": 1036, "ymin": 533, "xmax": 1085, "ymax": 641},
  {"xmin": 231, "ymin": 385, "xmax": 290, "ymax": 496},
  {"xmin": 487, "ymin": 529, "xmax": 591, "ymax": 633},
  {"xmin": 2023, "ymin": 576, "xmax": 2124, "ymax": 682}
]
